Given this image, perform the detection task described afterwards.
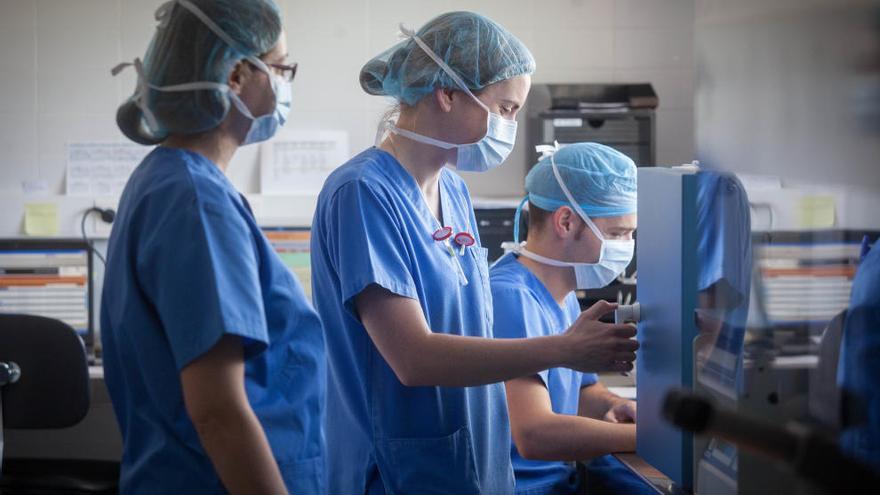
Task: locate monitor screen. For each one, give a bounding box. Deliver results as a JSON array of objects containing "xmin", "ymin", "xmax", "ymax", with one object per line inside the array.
[
  {"xmin": 262, "ymin": 227, "xmax": 312, "ymax": 300},
  {"xmin": 0, "ymin": 239, "xmax": 93, "ymax": 345}
]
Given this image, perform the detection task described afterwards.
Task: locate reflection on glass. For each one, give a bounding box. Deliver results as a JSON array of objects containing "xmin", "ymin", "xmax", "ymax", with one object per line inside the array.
[{"xmin": 694, "ymin": 170, "xmax": 752, "ymax": 399}]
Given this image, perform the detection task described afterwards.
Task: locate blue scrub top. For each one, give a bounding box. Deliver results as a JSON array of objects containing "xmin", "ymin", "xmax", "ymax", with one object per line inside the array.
[
  {"xmin": 311, "ymin": 147, "xmax": 513, "ymax": 495},
  {"xmin": 101, "ymin": 147, "xmax": 326, "ymax": 494},
  {"xmin": 490, "ymin": 253, "xmax": 598, "ymax": 495},
  {"xmin": 839, "ymin": 239, "xmax": 880, "ymax": 470},
  {"xmin": 695, "ymin": 171, "xmax": 752, "ymax": 394}
]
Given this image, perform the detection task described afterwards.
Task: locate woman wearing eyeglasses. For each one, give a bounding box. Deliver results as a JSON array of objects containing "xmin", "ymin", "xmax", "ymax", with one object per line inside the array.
[{"xmin": 101, "ymin": 1, "xmax": 323, "ymax": 494}]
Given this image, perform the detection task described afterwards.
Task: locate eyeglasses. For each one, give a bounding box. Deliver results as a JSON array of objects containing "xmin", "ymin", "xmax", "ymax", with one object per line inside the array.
[{"xmin": 269, "ymin": 62, "xmax": 298, "ymax": 83}]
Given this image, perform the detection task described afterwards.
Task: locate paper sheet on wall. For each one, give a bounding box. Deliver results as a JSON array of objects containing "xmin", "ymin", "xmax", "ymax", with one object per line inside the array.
[
  {"xmin": 260, "ymin": 131, "xmax": 349, "ymax": 194},
  {"xmin": 66, "ymin": 143, "xmax": 151, "ymax": 197}
]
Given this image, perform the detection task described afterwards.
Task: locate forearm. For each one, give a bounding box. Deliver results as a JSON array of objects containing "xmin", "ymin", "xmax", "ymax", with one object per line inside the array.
[
  {"xmin": 402, "ymin": 332, "xmax": 566, "ymax": 387},
  {"xmin": 517, "ymin": 414, "xmax": 636, "ymax": 461},
  {"xmin": 578, "ymin": 383, "xmax": 622, "ymax": 419},
  {"xmin": 193, "ymin": 405, "xmax": 288, "ymax": 495}
]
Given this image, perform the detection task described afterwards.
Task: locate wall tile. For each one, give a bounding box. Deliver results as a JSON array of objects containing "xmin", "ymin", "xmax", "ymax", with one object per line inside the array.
[
  {"xmin": 615, "ymin": 28, "xmax": 694, "ymax": 69},
  {"xmin": 615, "ymin": 0, "xmax": 695, "ymax": 28}
]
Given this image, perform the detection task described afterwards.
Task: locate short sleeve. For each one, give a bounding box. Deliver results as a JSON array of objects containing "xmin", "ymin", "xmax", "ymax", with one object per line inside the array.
[
  {"xmin": 136, "ymin": 181, "xmax": 267, "ymax": 370},
  {"xmin": 491, "ymin": 286, "xmax": 551, "ymax": 387},
  {"xmin": 580, "ymin": 372, "xmax": 599, "ymax": 387},
  {"xmin": 696, "ymin": 172, "xmax": 751, "ymax": 306},
  {"xmin": 325, "ymin": 180, "xmax": 418, "ymax": 312}
]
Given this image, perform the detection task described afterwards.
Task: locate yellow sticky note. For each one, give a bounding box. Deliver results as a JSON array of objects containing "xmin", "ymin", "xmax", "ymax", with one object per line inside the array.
[
  {"xmin": 24, "ymin": 202, "xmax": 60, "ymax": 236},
  {"xmin": 798, "ymin": 195, "xmax": 836, "ymax": 229}
]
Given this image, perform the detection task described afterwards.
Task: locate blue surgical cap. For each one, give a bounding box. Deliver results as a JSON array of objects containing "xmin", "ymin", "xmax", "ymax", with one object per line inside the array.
[
  {"xmin": 526, "ymin": 142, "xmax": 638, "ymax": 218},
  {"xmin": 116, "ymin": 0, "xmax": 282, "ymax": 145},
  {"xmin": 360, "ymin": 11, "xmax": 536, "ymax": 105}
]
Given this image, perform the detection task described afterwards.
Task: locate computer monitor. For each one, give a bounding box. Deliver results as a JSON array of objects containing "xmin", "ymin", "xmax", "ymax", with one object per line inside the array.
[
  {"xmin": 262, "ymin": 227, "xmax": 312, "ymax": 300},
  {"xmin": 0, "ymin": 238, "xmax": 94, "ymax": 349}
]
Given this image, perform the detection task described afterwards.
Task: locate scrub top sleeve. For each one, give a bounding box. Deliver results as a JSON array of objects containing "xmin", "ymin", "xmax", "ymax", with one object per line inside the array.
[
  {"xmin": 328, "ymin": 181, "xmax": 418, "ymax": 312},
  {"xmin": 491, "ymin": 286, "xmax": 551, "ymax": 387},
  {"xmin": 580, "ymin": 373, "xmax": 599, "ymax": 387},
  {"xmin": 137, "ymin": 190, "xmax": 268, "ymax": 370}
]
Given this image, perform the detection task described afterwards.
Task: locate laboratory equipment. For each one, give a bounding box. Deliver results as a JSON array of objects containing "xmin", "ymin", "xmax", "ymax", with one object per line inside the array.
[
  {"xmin": 634, "ymin": 166, "xmax": 699, "ymax": 489},
  {"xmin": 0, "ymin": 239, "xmax": 94, "ymax": 350},
  {"xmin": 525, "ymin": 83, "xmax": 657, "ymax": 166}
]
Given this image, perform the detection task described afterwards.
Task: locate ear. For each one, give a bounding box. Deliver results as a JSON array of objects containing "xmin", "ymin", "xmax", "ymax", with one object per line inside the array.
[
  {"xmin": 227, "ymin": 60, "xmax": 249, "ymax": 93},
  {"xmin": 433, "ymin": 87, "xmax": 455, "ymax": 113},
  {"xmin": 552, "ymin": 206, "xmax": 579, "ymax": 239}
]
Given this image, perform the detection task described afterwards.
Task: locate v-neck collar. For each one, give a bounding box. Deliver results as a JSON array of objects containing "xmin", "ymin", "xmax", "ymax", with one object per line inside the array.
[
  {"xmin": 373, "ymin": 147, "xmax": 455, "ymax": 230},
  {"xmin": 511, "ymin": 254, "xmax": 571, "ymax": 312}
]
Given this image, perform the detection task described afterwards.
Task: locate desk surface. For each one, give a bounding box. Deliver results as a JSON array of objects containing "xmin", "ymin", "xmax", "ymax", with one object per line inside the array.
[{"xmin": 613, "ymin": 453, "xmax": 684, "ymax": 495}]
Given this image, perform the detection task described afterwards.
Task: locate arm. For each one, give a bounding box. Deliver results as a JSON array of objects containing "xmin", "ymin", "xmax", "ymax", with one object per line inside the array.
[
  {"xmin": 506, "ymin": 376, "xmax": 636, "ymax": 461},
  {"xmin": 578, "ymin": 381, "xmax": 637, "ymax": 423},
  {"xmin": 181, "ymin": 335, "xmax": 287, "ymax": 495},
  {"xmin": 355, "ymin": 285, "xmax": 637, "ymax": 387}
]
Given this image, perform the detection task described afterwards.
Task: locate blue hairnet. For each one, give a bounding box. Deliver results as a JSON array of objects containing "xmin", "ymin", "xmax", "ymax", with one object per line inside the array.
[
  {"xmin": 526, "ymin": 142, "xmax": 638, "ymax": 218},
  {"xmin": 360, "ymin": 11, "xmax": 536, "ymax": 105},
  {"xmin": 116, "ymin": 0, "xmax": 282, "ymax": 145}
]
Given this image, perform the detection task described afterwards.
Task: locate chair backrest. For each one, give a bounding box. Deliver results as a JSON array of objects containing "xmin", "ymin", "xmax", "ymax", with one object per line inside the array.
[
  {"xmin": 0, "ymin": 314, "xmax": 90, "ymax": 429},
  {"xmin": 809, "ymin": 309, "xmax": 847, "ymax": 432}
]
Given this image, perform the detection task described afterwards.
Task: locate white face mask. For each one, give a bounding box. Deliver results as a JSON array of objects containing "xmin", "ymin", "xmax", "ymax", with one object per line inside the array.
[
  {"xmin": 502, "ymin": 148, "xmax": 635, "ymax": 289},
  {"xmin": 379, "ymin": 26, "xmax": 517, "ymax": 173},
  {"xmin": 111, "ymin": 0, "xmax": 291, "ymax": 146}
]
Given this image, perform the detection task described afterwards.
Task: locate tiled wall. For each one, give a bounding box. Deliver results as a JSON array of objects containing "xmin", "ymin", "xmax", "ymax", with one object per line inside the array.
[{"xmin": 0, "ymin": 0, "xmax": 695, "ymax": 199}]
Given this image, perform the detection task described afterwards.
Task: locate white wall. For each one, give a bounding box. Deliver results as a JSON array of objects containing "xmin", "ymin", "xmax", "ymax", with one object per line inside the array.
[{"xmin": 0, "ymin": 0, "xmax": 696, "ymax": 213}]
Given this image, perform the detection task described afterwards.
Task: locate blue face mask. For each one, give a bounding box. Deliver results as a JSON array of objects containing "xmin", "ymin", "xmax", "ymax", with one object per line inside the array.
[
  {"xmin": 227, "ymin": 58, "xmax": 291, "ymax": 146},
  {"xmin": 111, "ymin": 0, "xmax": 291, "ymax": 146},
  {"xmin": 380, "ymin": 27, "xmax": 518, "ymax": 173}
]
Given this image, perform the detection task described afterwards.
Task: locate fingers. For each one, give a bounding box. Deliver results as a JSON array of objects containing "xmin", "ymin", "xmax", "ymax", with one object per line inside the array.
[
  {"xmin": 615, "ymin": 351, "xmax": 637, "ymax": 363},
  {"xmin": 581, "ymin": 300, "xmax": 618, "ymax": 321},
  {"xmin": 612, "ymin": 402, "xmax": 637, "ymax": 423},
  {"xmin": 603, "ymin": 410, "xmax": 619, "ymax": 423},
  {"xmin": 616, "ymin": 339, "xmax": 639, "ymax": 352},
  {"xmin": 608, "ymin": 361, "xmax": 634, "ymax": 373},
  {"xmin": 612, "ymin": 324, "xmax": 637, "ymax": 339}
]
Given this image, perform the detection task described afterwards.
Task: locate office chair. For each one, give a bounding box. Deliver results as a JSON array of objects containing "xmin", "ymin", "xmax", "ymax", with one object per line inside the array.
[{"xmin": 0, "ymin": 314, "xmax": 117, "ymax": 494}]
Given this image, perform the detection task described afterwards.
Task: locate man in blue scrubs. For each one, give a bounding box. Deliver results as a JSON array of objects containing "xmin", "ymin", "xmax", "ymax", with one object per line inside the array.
[
  {"xmin": 493, "ymin": 143, "xmax": 651, "ymax": 495},
  {"xmin": 311, "ymin": 14, "xmax": 639, "ymax": 495},
  {"xmin": 102, "ymin": 1, "xmax": 325, "ymax": 493},
  {"xmin": 839, "ymin": 236, "xmax": 880, "ymax": 472}
]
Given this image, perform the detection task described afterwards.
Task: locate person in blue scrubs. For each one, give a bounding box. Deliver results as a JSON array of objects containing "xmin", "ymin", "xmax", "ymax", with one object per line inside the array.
[
  {"xmin": 839, "ymin": 236, "xmax": 880, "ymax": 472},
  {"xmin": 102, "ymin": 1, "xmax": 324, "ymax": 493},
  {"xmin": 491, "ymin": 143, "xmax": 652, "ymax": 495},
  {"xmin": 311, "ymin": 13, "xmax": 639, "ymax": 495},
  {"xmin": 693, "ymin": 170, "xmax": 752, "ymax": 395}
]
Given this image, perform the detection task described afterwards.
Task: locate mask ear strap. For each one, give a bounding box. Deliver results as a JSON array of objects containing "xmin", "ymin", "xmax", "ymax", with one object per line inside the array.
[
  {"xmin": 513, "ymin": 195, "xmax": 528, "ymax": 243},
  {"xmin": 172, "ymin": 0, "xmax": 270, "ymax": 79},
  {"xmin": 175, "ymin": 0, "xmax": 249, "ymax": 56},
  {"xmin": 548, "ymin": 153, "xmax": 605, "ymax": 241},
  {"xmin": 112, "ymin": 58, "xmax": 239, "ymax": 128},
  {"xmin": 399, "ymin": 24, "xmax": 490, "ymax": 113},
  {"xmin": 383, "ymin": 122, "xmax": 458, "ymax": 149}
]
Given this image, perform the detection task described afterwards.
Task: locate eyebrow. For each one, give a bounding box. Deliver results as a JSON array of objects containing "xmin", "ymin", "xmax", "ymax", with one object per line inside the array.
[
  {"xmin": 500, "ymin": 99, "xmax": 522, "ymax": 109},
  {"xmin": 270, "ymin": 52, "xmax": 290, "ymax": 63}
]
